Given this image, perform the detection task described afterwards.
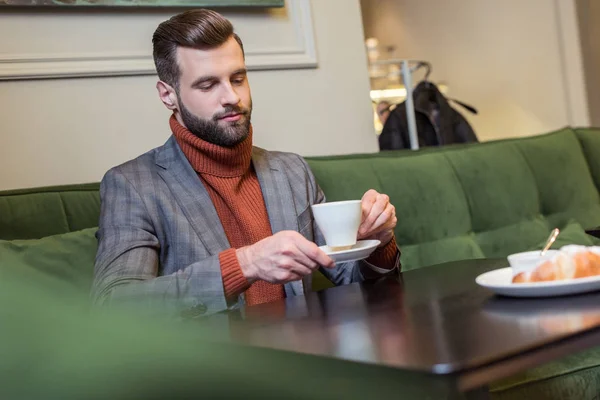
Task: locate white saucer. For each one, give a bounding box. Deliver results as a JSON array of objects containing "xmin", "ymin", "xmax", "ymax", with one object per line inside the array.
[
  {"xmin": 319, "ymin": 240, "xmax": 381, "ymax": 264},
  {"xmin": 476, "ymin": 267, "xmax": 600, "ymax": 297}
]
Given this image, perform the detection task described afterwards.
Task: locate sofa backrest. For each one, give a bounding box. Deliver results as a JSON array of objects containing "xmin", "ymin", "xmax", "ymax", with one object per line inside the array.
[
  {"xmin": 574, "ymin": 127, "xmax": 600, "ymax": 192},
  {"xmin": 2, "ymin": 127, "xmax": 599, "ymax": 271},
  {"xmin": 306, "ymin": 127, "xmax": 600, "ymax": 269},
  {"xmin": 0, "ymin": 183, "xmax": 100, "ymax": 240}
]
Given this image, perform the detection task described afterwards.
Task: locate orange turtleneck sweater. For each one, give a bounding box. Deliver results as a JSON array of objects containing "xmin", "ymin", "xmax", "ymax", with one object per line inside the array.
[{"xmin": 170, "ymin": 115, "xmax": 398, "ymax": 307}]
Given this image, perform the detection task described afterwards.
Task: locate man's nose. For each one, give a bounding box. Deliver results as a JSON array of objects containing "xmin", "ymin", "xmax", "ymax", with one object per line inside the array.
[{"xmin": 221, "ymin": 83, "xmax": 240, "ymax": 106}]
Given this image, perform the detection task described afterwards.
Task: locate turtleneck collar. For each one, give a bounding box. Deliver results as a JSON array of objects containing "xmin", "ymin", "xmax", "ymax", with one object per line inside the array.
[{"xmin": 170, "ymin": 114, "xmax": 253, "ymax": 178}]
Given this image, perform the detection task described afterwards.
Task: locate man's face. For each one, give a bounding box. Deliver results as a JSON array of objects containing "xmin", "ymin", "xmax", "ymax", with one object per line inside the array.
[{"xmin": 163, "ymin": 36, "xmax": 252, "ymax": 147}]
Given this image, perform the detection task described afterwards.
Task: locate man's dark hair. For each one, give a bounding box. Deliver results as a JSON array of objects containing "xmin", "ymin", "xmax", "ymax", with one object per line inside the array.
[{"xmin": 152, "ymin": 9, "xmax": 244, "ymax": 90}]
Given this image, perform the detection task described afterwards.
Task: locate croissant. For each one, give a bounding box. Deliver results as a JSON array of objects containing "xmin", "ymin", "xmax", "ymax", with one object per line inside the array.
[{"xmin": 512, "ymin": 250, "xmax": 600, "ymax": 283}]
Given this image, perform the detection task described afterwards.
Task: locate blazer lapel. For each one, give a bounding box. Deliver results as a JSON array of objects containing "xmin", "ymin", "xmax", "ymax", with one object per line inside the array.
[
  {"xmin": 155, "ymin": 136, "xmax": 230, "ymax": 255},
  {"xmin": 252, "ymin": 147, "xmax": 300, "ymax": 235},
  {"xmin": 252, "ymin": 148, "xmax": 305, "ymax": 295}
]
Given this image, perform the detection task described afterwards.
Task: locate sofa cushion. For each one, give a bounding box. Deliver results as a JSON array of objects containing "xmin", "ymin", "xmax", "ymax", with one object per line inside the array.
[
  {"xmin": 475, "ymin": 216, "xmax": 550, "ymax": 258},
  {"xmin": 308, "ymin": 128, "xmax": 600, "ymax": 269},
  {"xmin": 371, "ymin": 155, "xmax": 472, "ymax": 245},
  {"xmin": 400, "ymin": 235, "xmax": 485, "ymax": 271},
  {"xmin": 59, "ymin": 191, "xmax": 102, "ymax": 232},
  {"xmin": 517, "ymin": 129, "xmax": 600, "ymax": 230},
  {"xmin": 0, "ymin": 227, "xmax": 98, "ymax": 294},
  {"xmin": 0, "ymin": 193, "xmax": 70, "ymax": 240},
  {"xmin": 307, "ymin": 154, "xmax": 472, "ymax": 253},
  {"xmin": 305, "ymin": 158, "xmax": 385, "ymax": 202},
  {"xmin": 0, "ymin": 183, "xmax": 100, "ymax": 240},
  {"xmin": 445, "ymin": 141, "xmax": 542, "ymax": 234},
  {"xmin": 527, "ymin": 219, "xmax": 595, "ymax": 251},
  {"xmin": 575, "ymin": 127, "xmax": 600, "ymax": 193}
]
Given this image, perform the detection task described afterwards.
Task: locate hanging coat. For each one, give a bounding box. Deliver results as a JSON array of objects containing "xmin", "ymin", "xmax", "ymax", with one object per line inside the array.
[{"xmin": 378, "ymin": 81, "xmax": 478, "ymax": 151}]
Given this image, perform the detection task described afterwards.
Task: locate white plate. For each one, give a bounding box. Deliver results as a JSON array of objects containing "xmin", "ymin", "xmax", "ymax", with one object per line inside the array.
[
  {"xmin": 476, "ymin": 267, "xmax": 600, "ymax": 297},
  {"xmin": 320, "ymin": 240, "xmax": 381, "ymax": 264}
]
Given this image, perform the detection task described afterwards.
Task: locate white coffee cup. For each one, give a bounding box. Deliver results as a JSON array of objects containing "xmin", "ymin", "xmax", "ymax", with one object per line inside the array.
[{"xmin": 311, "ymin": 200, "xmax": 362, "ymax": 250}]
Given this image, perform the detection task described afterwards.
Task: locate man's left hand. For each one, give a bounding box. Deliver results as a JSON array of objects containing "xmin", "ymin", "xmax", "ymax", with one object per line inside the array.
[{"xmin": 357, "ymin": 189, "xmax": 397, "ymax": 247}]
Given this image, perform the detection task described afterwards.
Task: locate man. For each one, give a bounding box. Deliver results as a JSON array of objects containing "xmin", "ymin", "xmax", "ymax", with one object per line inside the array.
[{"xmin": 92, "ymin": 9, "xmax": 400, "ymax": 319}]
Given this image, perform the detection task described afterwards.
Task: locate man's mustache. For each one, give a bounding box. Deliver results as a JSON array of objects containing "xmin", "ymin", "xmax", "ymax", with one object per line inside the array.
[{"xmin": 213, "ymin": 106, "xmax": 250, "ymax": 121}]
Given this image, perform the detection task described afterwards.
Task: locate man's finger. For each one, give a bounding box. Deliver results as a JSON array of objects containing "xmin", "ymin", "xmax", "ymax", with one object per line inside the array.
[
  {"xmin": 290, "ymin": 245, "xmax": 319, "ymax": 270},
  {"xmin": 287, "ymin": 261, "xmax": 314, "ymax": 277},
  {"xmin": 294, "ymin": 234, "xmax": 335, "ymax": 268},
  {"xmin": 360, "ymin": 195, "xmax": 389, "ymax": 234},
  {"xmin": 368, "ymin": 204, "xmax": 395, "ymax": 233},
  {"xmin": 283, "ymin": 272, "xmax": 303, "ymax": 283},
  {"xmin": 361, "ymin": 189, "xmax": 379, "ymax": 202},
  {"xmin": 361, "ymin": 189, "xmax": 378, "ymax": 217}
]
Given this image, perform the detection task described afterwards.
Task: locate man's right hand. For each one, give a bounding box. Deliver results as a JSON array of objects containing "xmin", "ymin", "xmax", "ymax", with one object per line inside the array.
[{"xmin": 236, "ymin": 231, "xmax": 335, "ymax": 284}]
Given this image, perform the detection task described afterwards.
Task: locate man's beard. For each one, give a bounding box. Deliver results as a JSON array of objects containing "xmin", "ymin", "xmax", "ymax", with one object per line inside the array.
[{"xmin": 178, "ymin": 98, "xmax": 252, "ymax": 147}]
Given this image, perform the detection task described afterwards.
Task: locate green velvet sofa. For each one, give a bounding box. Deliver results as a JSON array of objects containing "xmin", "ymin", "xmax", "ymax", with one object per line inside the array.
[{"xmin": 2, "ymin": 126, "xmax": 600, "ymax": 399}]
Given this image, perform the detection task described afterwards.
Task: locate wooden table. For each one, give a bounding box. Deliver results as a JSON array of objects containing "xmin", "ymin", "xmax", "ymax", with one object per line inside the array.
[{"xmin": 227, "ymin": 259, "xmax": 600, "ymax": 399}]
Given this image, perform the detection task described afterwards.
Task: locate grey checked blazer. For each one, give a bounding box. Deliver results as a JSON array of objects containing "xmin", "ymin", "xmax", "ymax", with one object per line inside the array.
[{"xmin": 92, "ymin": 136, "xmax": 400, "ymax": 319}]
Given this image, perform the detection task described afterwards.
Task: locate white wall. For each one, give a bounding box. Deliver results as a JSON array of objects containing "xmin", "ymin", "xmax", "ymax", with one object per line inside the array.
[
  {"xmin": 360, "ymin": 0, "xmax": 589, "ymax": 142},
  {"xmin": 0, "ymin": 0, "xmax": 376, "ymax": 191}
]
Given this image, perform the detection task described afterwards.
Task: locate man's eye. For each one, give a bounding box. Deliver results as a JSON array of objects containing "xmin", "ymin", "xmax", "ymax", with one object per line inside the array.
[
  {"xmin": 199, "ymin": 84, "xmax": 215, "ymax": 91},
  {"xmin": 232, "ymin": 77, "xmax": 245, "ymax": 85}
]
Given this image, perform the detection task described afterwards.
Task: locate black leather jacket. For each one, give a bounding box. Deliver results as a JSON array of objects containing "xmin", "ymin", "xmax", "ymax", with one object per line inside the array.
[{"xmin": 378, "ymin": 81, "xmax": 478, "ymax": 151}]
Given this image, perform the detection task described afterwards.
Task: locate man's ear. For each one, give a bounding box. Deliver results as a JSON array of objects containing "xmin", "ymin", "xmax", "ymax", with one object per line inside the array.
[{"xmin": 156, "ymin": 81, "xmax": 179, "ymax": 111}]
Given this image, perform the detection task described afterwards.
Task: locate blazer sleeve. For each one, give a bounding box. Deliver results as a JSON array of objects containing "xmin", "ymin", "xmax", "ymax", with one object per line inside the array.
[
  {"xmin": 297, "ymin": 156, "xmax": 401, "ymax": 286},
  {"xmin": 91, "ymin": 168, "xmax": 228, "ymax": 319}
]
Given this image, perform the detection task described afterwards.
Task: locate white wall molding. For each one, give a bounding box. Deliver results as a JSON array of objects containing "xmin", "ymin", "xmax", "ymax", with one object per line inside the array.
[{"xmin": 0, "ymin": 0, "xmax": 317, "ymax": 80}]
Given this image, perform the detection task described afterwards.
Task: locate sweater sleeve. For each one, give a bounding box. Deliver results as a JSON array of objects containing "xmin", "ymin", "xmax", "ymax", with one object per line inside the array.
[
  {"xmin": 219, "ymin": 248, "xmax": 250, "ymax": 299},
  {"xmin": 365, "ymin": 234, "xmax": 400, "ymax": 270}
]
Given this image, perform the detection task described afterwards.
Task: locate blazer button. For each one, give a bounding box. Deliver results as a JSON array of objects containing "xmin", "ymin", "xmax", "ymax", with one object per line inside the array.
[{"xmin": 181, "ymin": 303, "xmax": 208, "ymax": 318}]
